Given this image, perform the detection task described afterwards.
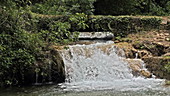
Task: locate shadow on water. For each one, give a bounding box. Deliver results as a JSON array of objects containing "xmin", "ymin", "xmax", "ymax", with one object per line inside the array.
[{"xmin": 0, "ymin": 84, "xmax": 169, "ymax": 96}]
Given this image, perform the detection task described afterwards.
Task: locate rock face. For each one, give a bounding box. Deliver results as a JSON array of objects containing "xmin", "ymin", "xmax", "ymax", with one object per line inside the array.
[
  {"xmin": 22, "ymin": 48, "xmax": 66, "ymax": 85},
  {"xmin": 142, "ymin": 57, "xmax": 170, "ymax": 80},
  {"xmin": 133, "ymin": 40, "xmax": 170, "ymax": 56},
  {"xmin": 113, "ymin": 28, "xmax": 170, "ymax": 80},
  {"xmin": 51, "ymin": 49, "xmax": 66, "ymax": 83},
  {"xmin": 124, "ymin": 59, "xmax": 152, "ymax": 78},
  {"xmin": 78, "ymin": 32, "xmax": 114, "ymax": 40},
  {"xmin": 140, "ymin": 70, "xmax": 152, "ymax": 78},
  {"xmin": 114, "ymin": 42, "xmax": 152, "ymax": 59}
]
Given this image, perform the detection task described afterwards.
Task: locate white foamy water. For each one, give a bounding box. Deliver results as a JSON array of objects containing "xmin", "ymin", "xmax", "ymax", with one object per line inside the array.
[
  {"xmin": 78, "ymin": 32, "xmax": 114, "ymax": 39},
  {"xmin": 57, "ymin": 41, "xmax": 169, "ymax": 93}
]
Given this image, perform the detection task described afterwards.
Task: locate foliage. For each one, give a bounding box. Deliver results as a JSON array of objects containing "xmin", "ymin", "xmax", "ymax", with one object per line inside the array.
[
  {"xmin": 165, "ymin": 62, "xmax": 170, "ymax": 73},
  {"xmin": 88, "ymin": 16, "xmax": 161, "ymax": 37},
  {"xmin": 94, "ymin": 0, "xmax": 170, "ymax": 16},
  {"xmin": 37, "ymin": 13, "xmax": 88, "ymax": 44},
  {"xmin": 69, "ymin": 13, "xmax": 89, "ymax": 31},
  {"xmin": 31, "ymin": 0, "xmax": 65, "ymax": 15},
  {"xmin": 0, "ymin": 6, "xmax": 43, "ymax": 86},
  {"xmin": 0, "ymin": 0, "xmax": 90, "ymax": 86},
  {"xmin": 94, "ymin": 0, "xmax": 138, "ymax": 15},
  {"xmin": 31, "ymin": 0, "xmax": 96, "ymax": 15}
]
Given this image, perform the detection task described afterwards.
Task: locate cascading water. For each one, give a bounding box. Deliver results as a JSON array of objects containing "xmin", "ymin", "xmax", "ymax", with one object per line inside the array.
[
  {"xmin": 1, "ymin": 41, "xmax": 169, "ymax": 96},
  {"xmin": 58, "ymin": 41, "xmax": 168, "ymax": 92},
  {"xmin": 60, "ymin": 41, "xmax": 132, "ymax": 82}
]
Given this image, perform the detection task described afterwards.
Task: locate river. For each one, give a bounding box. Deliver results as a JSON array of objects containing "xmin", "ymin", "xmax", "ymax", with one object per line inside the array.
[{"xmin": 0, "ymin": 36, "xmax": 170, "ymax": 96}]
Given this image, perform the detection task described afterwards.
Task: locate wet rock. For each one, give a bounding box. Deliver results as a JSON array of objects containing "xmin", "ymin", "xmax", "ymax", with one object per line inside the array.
[
  {"xmin": 114, "ymin": 42, "xmax": 154, "ymax": 59},
  {"xmin": 125, "ymin": 59, "xmax": 151, "ymax": 78},
  {"xmin": 163, "ymin": 53, "xmax": 170, "ymax": 56},
  {"xmin": 133, "ymin": 40, "xmax": 169, "ymax": 56},
  {"xmin": 165, "ymin": 80, "xmax": 170, "ymax": 85},
  {"xmin": 129, "ymin": 63, "xmax": 141, "ymax": 72},
  {"xmin": 50, "ymin": 46, "xmax": 66, "ymax": 83},
  {"xmin": 126, "ymin": 59, "xmax": 142, "ymax": 72},
  {"xmin": 164, "ymin": 33, "xmax": 169, "ymax": 36},
  {"xmin": 165, "ymin": 38, "xmax": 170, "ymax": 41},
  {"xmin": 143, "ymin": 57, "xmax": 170, "ymax": 80},
  {"xmin": 140, "ymin": 70, "xmax": 152, "ymax": 78}
]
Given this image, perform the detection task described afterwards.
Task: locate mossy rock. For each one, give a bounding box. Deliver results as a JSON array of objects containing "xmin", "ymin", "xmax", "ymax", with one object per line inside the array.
[
  {"xmin": 143, "ymin": 57, "xmax": 170, "ymax": 80},
  {"xmin": 133, "ymin": 40, "xmax": 169, "ymax": 56},
  {"xmin": 165, "ymin": 80, "xmax": 170, "ymax": 85}
]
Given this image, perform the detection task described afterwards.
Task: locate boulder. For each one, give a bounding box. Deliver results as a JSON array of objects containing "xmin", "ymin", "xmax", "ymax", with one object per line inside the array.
[
  {"xmin": 140, "ymin": 70, "xmax": 152, "ymax": 78},
  {"xmin": 143, "ymin": 57, "xmax": 170, "ymax": 80},
  {"xmin": 124, "ymin": 59, "xmax": 152, "ymax": 78}
]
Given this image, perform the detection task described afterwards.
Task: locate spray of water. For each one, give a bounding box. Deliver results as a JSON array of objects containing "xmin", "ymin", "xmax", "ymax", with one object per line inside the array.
[{"xmin": 58, "ymin": 41, "xmax": 166, "ymax": 91}]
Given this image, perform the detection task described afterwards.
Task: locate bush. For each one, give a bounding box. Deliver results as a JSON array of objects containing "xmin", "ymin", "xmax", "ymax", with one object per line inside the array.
[
  {"xmin": 31, "ymin": 0, "xmax": 96, "ymax": 15},
  {"xmin": 0, "ymin": 7, "xmax": 44, "ymax": 86},
  {"xmin": 35, "ymin": 13, "xmax": 88, "ymax": 44},
  {"xmin": 0, "ymin": 3, "xmax": 89, "ymax": 86},
  {"xmin": 87, "ymin": 16, "xmax": 162, "ymax": 37},
  {"xmin": 94, "ymin": 0, "xmax": 170, "ymax": 16},
  {"xmin": 165, "ymin": 61, "xmax": 170, "ymax": 73}
]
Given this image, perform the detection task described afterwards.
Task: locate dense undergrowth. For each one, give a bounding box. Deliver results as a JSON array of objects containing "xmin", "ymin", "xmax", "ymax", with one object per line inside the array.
[
  {"xmin": 0, "ymin": 0, "xmax": 169, "ymax": 86},
  {"xmin": 0, "ymin": 1, "xmax": 89, "ymax": 86}
]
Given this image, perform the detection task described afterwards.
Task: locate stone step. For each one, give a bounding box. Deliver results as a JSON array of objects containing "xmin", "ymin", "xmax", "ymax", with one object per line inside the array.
[{"xmin": 78, "ymin": 32, "xmax": 114, "ymax": 40}]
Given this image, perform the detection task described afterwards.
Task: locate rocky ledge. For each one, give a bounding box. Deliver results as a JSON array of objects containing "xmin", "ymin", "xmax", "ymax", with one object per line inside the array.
[
  {"xmin": 114, "ymin": 29, "xmax": 170, "ymax": 80},
  {"xmin": 142, "ymin": 57, "xmax": 170, "ymax": 80}
]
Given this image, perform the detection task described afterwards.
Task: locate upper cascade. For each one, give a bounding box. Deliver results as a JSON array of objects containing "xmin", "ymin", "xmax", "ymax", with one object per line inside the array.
[
  {"xmin": 57, "ymin": 41, "xmax": 164, "ymax": 91},
  {"xmin": 78, "ymin": 32, "xmax": 114, "ymax": 40},
  {"xmin": 59, "ymin": 41, "xmax": 133, "ymax": 83}
]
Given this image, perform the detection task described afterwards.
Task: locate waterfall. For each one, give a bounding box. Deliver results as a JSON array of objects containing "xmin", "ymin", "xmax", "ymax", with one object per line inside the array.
[
  {"xmin": 59, "ymin": 41, "xmax": 132, "ymax": 82},
  {"xmin": 78, "ymin": 32, "xmax": 114, "ymax": 40},
  {"xmin": 58, "ymin": 41, "xmax": 164, "ymax": 91},
  {"xmin": 48, "ymin": 60, "xmax": 53, "ymax": 84}
]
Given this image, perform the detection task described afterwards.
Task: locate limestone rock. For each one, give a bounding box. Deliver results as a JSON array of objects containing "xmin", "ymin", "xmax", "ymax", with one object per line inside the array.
[
  {"xmin": 163, "ymin": 53, "xmax": 170, "ymax": 56},
  {"xmin": 140, "ymin": 70, "xmax": 152, "ymax": 78},
  {"xmin": 165, "ymin": 80, "xmax": 170, "ymax": 85},
  {"xmin": 143, "ymin": 57, "xmax": 170, "ymax": 80},
  {"xmin": 125, "ymin": 59, "xmax": 151, "ymax": 78}
]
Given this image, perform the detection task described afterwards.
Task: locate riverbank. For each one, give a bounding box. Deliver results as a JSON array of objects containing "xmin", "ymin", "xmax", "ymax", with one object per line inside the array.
[
  {"xmin": 0, "ymin": 14, "xmax": 169, "ymax": 87},
  {"xmin": 113, "ymin": 28, "xmax": 170, "ymax": 80}
]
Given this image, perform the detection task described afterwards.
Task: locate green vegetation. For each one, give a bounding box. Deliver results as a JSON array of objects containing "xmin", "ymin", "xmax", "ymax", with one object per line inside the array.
[
  {"xmin": 31, "ymin": 0, "xmax": 96, "ymax": 15},
  {"xmin": 88, "ymin": 16, "xmax": 161, "ymax": 37},
  {"xmin": 165, "ymin": 62, "xmax": 170, "ymax": 73},
  {"xmin": 94, "ymin": 0, "xmax": 170, "ymax": 16},
  {"xmin": 0, "ymin": 3, "xmax": 43, "ymax": 86},
  {"xmin": 0, "ymin": 0, "xmax": 88, "ymax": 86}
]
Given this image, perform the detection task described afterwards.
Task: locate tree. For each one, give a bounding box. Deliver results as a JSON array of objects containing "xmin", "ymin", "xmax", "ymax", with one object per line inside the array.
[
  {"xmin": 31, "ymin": 0, "xmax": 96, "ymax": 15},
  {"xmin": 94, "ymin": 0, "xmax": 138, "ymax": 15}
]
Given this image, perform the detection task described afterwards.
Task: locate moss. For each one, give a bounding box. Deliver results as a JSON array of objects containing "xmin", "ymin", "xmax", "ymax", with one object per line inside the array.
[
  {"xmin": 87, "ymin": 16, "xmax": 161, "ymax": 37},
  {"xmin": 165, "ymin": 80, "xmax": 170, "ymax": 85},
  {"xmin": 163, "ymin": 56, "xmax": 170, "ymax": 58}
]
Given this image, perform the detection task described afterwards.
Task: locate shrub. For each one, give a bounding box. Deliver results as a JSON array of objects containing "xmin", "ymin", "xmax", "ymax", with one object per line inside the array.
[
  {"xmin": 87, "ymin": 16, "xmax": 162, "ymax": 37},
  {"xmin": 31, "ymin": 0, "xmax": 96, "ymax": 15},
  {"xmin": 0, "ymin": 8, "xmax": 43, "ymax": 86}
]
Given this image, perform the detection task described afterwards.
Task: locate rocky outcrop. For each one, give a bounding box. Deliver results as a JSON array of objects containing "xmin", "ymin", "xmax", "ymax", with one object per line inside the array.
[
  {"xmin": 51, "ymin": 49, "xmax": 65, "ymax": 83},
  {"xmin": 133, "ymin": 40, "xmax": 169, "ymax": 56},
  {"xmin": 124, "ymin": 59, "xmax": 152, "ymax": 78},
  {"xmin": 140, "ymin": 70, "xmax": 152, "ymax": 78},
  {"xmin": 114, "ymin": 29, "xmax": 170, "ymax": 80},
  {"xmin": 142, "ymin": 57, "xmax": 170, "ymax": 80},
  {"xmin": 50, "ymin": 46, "xmax": 66, "ymax": 83},
  {"xmin": 114, "ymin": 42, "xmax": 152, "ymax": 58},
  {"xmin": 165, "ymin": 80, "xmax": 170, "ymax": 85}
]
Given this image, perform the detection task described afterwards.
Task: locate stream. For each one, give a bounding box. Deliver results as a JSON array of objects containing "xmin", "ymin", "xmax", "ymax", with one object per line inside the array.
[{"xmin": 0, "ymin": 32, "xmax": 170, "ymax": 96}]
